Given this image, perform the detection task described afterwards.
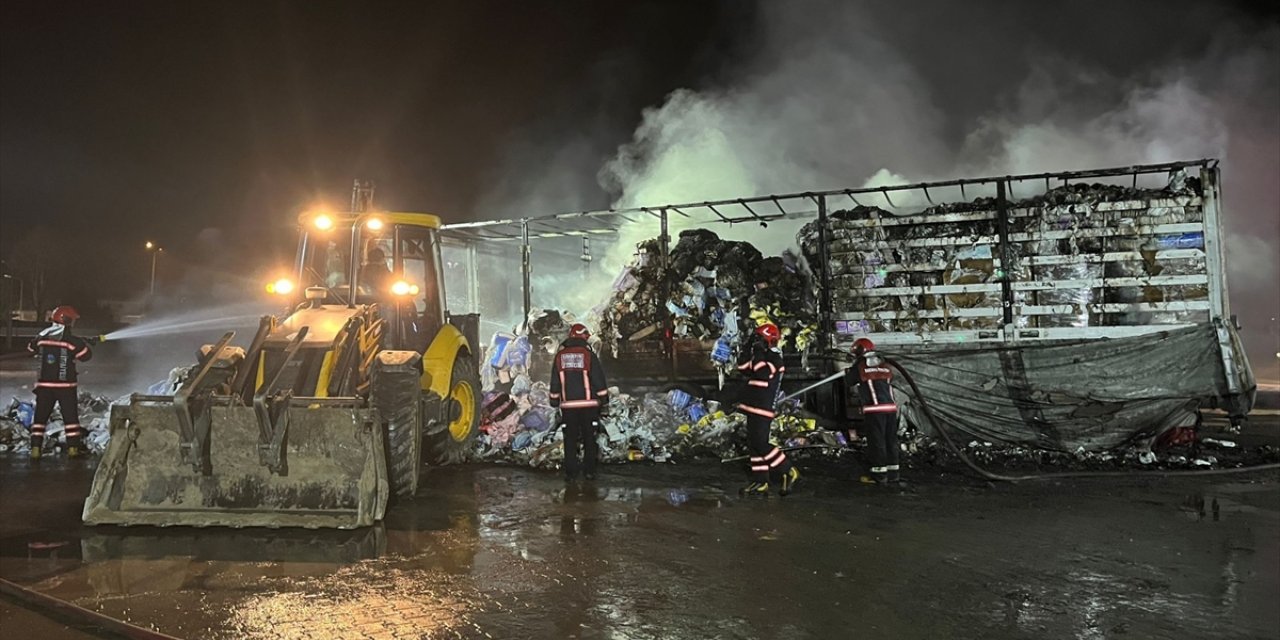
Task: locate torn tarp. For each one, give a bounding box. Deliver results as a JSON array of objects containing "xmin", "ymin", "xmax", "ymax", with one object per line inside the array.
[{"xmin": 888, "ymin": 322, "xmax": 1254, "ymax": 451}]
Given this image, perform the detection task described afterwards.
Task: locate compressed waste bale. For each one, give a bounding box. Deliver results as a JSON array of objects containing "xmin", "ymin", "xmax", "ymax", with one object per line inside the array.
[{"xmin": 803, "ymin": 171, "xmax": 1206, "ymax": 336}]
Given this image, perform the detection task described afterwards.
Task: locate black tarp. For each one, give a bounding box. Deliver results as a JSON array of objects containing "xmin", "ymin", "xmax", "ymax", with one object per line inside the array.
[{"xmin": 888, "ymin": 322, "xmax": 1253, "ymax": 451}]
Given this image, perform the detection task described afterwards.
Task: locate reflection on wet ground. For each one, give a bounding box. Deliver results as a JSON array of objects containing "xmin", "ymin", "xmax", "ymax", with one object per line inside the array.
[{"xmin": 1, "ymin": 455, "xmax": 1278, "ymax": 639}]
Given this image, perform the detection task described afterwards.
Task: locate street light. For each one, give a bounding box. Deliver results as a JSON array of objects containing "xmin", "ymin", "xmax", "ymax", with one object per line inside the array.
[
  {"xmin": 145, "ymin": 242, "xmax": 163, "ymax": 296},
  {"xmin": 1, "ymin": 272, "xmax": 20, "ymax": 350}
]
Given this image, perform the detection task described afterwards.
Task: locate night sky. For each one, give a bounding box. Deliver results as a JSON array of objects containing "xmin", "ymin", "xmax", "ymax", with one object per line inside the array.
[
  {"xmin": 2, "ymin": 1, "xmax": 1277, "ymax": 370},
  {"xmin": 1, "ymin": 2, "xmax": 751, "ymax": 298}
]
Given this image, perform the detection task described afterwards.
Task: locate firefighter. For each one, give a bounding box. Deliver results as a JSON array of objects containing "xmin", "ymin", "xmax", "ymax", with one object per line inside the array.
[
  {"xmin": 847, "ymin": 337, "xmax": 901, "ymax": 484},
  {"xmin": 736, "ymin": 322, "xmax": 799, "ymax": 496},
  {"xmin": 549, "ymin": 323, "xmax": 609, "ymax": 482},
  {"xmin": 27, "ymin": 305, "xmax": 94, "ymax": 460}
]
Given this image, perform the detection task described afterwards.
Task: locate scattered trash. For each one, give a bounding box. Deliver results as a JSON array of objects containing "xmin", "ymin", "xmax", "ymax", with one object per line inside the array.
[
  {"xmin": 1201, "ymin": 437, "xmax": 1237, "ymax": 449},
  {"xmin": 2, "ymin": 391, "xmax": 118, "ymax": 455}
]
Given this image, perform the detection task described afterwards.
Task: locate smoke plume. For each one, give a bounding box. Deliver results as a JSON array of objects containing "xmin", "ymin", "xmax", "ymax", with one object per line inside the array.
[{"xmin": 495, "ymin": 2, "xmax": 1280, "ymax": 378}]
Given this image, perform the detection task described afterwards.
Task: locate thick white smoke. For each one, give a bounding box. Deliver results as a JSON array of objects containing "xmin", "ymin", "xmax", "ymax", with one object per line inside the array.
[{"xmin": 491, "ymin": 2, "xmax": 1280, "ymax": 378}]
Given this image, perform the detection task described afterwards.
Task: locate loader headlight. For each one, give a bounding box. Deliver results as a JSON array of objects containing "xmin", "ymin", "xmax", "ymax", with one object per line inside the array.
[
  {"xmin": 267, "ymin": 278, "xmax": 296, "ymax": 295},
  {"xmin": 365, "ymin": 217, "xmax": 384, "ymax": 231},
  {"xmin": 312, "ymin": 214, "xmax": 334, "ymax": 231},
  {"xmin": 390, "ymin": 280, "xmax": 419, "ymax": 296}
]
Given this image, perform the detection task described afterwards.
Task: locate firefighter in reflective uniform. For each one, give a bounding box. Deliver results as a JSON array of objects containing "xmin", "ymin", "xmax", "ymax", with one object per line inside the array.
[
  {"xmin": 27, "ymin": 305, "xmax": 94, "ymax": 459},
  {"xmin": 736, "ymin": 322, "xmax": 800, "ymax": 496},
  {"xmin": 549, "ymin": 323, "xmax": 609, "ymax": 482},
  {"xmin": 847, "ymin": 337, "xmax": 901, "ymax": 484}
]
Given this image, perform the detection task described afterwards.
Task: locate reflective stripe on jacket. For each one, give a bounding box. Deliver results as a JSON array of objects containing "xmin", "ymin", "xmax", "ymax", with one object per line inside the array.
[
  {"xmin": 737, "ymin": 344, "xmax": 784, "ymax": 419},
  {"xmin": 846, "ymin": 352, "xmax": 896, "ymax": 414},
  {"xmin": 549, "ymin": 338, "xmax": 608, "ymax": 410},
  {"xmin": 28, "ymin": 329, "xmax": 92, "ymax": 385}
]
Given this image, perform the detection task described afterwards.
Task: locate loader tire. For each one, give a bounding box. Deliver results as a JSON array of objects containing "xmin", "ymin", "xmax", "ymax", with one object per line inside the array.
[
  {"xmin": 373, "ymin": 364, "xmax": 423, "ymax": 497},
  {"xmin": 424, "ymin": 354, "xmax": 480, "ymax": 465}
]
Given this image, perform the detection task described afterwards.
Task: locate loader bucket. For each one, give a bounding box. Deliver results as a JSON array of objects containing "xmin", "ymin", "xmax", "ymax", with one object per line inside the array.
[{"xmin": 83, "ymin": 396, "xmax": 389, "ymax": 529}]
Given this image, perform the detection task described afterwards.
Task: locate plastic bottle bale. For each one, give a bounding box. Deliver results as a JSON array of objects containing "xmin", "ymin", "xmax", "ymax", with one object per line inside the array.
[{"xmin": 1038, "ymin": 262, "xmax": 1102, "ymax": 327}]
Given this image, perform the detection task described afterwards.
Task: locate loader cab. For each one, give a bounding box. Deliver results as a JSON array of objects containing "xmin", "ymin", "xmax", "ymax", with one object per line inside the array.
[{"xmin": 291, "ymin": 211, "xmax": 447, "ymax": 352}]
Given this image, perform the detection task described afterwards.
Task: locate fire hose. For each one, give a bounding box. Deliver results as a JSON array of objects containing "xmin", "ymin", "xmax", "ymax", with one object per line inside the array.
[
  {"xmin": 0, "ymin": 576, "xmax": 183, "ymax": 640},
  {"xmin": 724, "ymin": 357, "xmax": 1280, "ymax": 480}
]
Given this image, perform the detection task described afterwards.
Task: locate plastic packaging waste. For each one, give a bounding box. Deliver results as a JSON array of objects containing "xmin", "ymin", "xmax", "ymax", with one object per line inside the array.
[
  {"xmin": 711, "ymin": 337, "xmax": 733, "ymax": 364},
  {"xmin": 1155, "ymin": 232, "xmax": 1203, "ymax": 250},
  {"xmin": 14, "ymin": 401, "xmax": 34, "ymax": 428}
]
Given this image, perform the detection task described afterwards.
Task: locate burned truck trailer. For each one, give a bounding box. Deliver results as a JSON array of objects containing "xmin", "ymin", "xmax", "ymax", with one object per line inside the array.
[{"xmin": 440, "ymin": 159, "xmax": 1254, "ymax": 450}]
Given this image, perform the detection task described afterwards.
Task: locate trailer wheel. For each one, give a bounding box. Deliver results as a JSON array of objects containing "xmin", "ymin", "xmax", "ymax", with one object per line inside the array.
[
  {"xmin": 424, "ymin": 354, "xmax": 480, "ymax": 465},
  {"xmin": 373, "ymin": 361, "xmax": 424, "ymax": 497}
]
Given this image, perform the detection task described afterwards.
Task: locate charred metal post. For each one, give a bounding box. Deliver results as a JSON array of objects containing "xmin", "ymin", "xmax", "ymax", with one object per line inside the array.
[
  {"xmin": 816, "ymin": 195, "xmax": 833, "ymax": 360},
  {"xmin": 659, "ymin": 209, "xmax": 673, "ymax": 375},
  {"xmin": 995, "ymin": 180, "xmax": 1015, "ymax": 329},
  {"xmin": 466, "ymin": 242, "xmax": 480, "ymax": 314},
  {"xmin": 521, "ymin": 218, "xmax": 531, "ymax": 325}
]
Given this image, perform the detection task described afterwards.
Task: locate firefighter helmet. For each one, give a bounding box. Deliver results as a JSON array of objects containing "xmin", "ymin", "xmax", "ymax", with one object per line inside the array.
[
  {"xmin": 51, "ymin": 305, "xmax": 80, "ymax": 324},
  {"xmin": 568, "ymin": 323, "xmax": 591, "ymax": 340},
  {"xmin": 755, "ymin": 322, "xmax": 781, "ymax": 346},
  {"xmin": 852, "ymin": 337, "xmax": 875, "ymax": 355}
]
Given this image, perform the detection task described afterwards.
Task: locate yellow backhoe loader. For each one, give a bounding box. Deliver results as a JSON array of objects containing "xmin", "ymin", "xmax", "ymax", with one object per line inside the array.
[{"xmin": 83, "ymin": 182, "xmax": 482, "ymax": 529}]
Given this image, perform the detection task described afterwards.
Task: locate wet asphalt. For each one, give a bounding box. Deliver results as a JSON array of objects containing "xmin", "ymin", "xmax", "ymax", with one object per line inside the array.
[
  {"xmin": 3, "ymin": 351, "xmax": 1280, "ymax": 639},
  {"xmin": 1, "ymin": 451, "xmax": 1278, "ymax": 640}
]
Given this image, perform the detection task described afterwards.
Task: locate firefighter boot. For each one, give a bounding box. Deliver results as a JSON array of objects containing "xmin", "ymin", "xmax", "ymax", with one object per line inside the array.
[
  {"xmin": 779, "ymin": 467, "xmax": 800, "ymax": 496},
  {"xmin": 66, "ymin": 435, "xmax": 83, "ymax": 458},
  {"xmin": 739, "ymin": 481, "xmax": 770, "ymax": 497}
]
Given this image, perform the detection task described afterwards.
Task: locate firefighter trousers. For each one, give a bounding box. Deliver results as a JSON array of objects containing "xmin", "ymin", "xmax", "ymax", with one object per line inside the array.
[
  {"xmin": 32, "ymin": 386, "xmax": 81, "ymax": 448},
  {"xmin": 862, "ymin": 410, "xmax": 900, "ymax": 480},
  {"xmin": 746, "ymin": 411, "xmax": 791, "ymax": 483},
  {"xmin": 561, "ymin": 409, "xmax": 599, "ymax": 480}
]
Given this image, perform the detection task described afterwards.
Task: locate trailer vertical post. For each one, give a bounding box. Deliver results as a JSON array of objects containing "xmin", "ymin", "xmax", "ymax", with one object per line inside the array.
[
  {"xmin": 817, "ymin": 195, "xmax": 833, "ymax": 358},
  {"xmin": 1200, "ymin": 163, "xmax": 1246, "ymax": 406},
  {"xmin": 521, "ymin": 218, "xmax": 531, "ymax": 325},
  {"xmin": 466, "ymin": 242, "xmax": 480, "ymax": 315},
  {"xmin": 1200, "ymin": 165, "xmax": 1229, "ymax": 320},
  {"xmin": 995, "ymin": 180, "xmax": 1015, "ymax": 330},
  {"xmin": 659, "ymin": 209, "xmax": 673, "ymax": 377}
]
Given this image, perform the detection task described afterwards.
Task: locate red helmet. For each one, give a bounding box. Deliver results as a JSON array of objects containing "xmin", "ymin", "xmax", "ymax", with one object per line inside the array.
[
  {"xmin": 568, "ymin": 323, "xmax": 590, "ymax": 339},
  {"xmin": 852, "ymin": 337, "xmax": 875, "ymax": 355},
  {"xmin": 51, "ymin": 305, "xmax": 80, "ymax": 324},
  {"xmin": 755, "ymin": 322, "xmax": 781, "ymax": 346}
]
